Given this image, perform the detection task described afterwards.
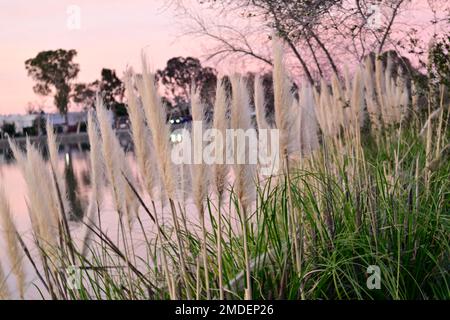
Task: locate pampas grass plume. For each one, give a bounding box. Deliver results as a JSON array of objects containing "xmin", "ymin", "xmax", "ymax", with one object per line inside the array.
[{"xmin": 0, "ymin": 186, "xmax": 25, "ymax": 298}]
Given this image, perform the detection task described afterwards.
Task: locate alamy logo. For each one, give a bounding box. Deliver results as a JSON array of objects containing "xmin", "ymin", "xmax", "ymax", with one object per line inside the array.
[
  {"xmin": 171, "ymin": 121, "xmax": 280, "ymax": 176},
  {"xmin": 66, "ymin": 5, "xmax": 81, "ymax": 30},
  {"xmin": 367, "ymin": 4, "xmax": 382, "ymax": 30},
  {"xmin": 366, "ymin": 265, "xmax": 381, "ymax": 289}
]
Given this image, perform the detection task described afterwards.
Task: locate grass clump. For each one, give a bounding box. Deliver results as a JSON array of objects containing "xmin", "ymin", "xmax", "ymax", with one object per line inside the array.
[{"xmin": 0, "ymin": 38, "xmax": 449, "ymax": 300}]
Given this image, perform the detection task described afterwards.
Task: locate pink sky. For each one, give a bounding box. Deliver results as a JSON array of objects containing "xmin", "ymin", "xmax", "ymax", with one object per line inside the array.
[
  {"xmin": 0, "ymin": 0, "xmax": 447, "ymax": 115},
  {"xmin": 0, "ymin": 0, "xmax": 204, "ymax": 115}
]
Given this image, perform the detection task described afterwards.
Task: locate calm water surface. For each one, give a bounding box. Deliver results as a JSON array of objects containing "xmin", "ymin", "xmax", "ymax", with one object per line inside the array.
[{"xmin": 0, "ymin": 140, "xmax": 160, "ymax": 299}]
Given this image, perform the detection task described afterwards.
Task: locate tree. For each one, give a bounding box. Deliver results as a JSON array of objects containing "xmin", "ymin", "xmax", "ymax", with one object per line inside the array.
[
  {"xmin": 241, "ymin": 0, "xmax": 339, "ymax": 82},
  {"xmin": 428, "ymin": 34, "xmax": 450, "ymax": 90},
  {"xmin": 72, "ymin": 82, "xmax": 98, "ymax": 110},
  {"xmin": 173, "ymin": 0, "xmax": 339, "ymax": 82},
  {"xmin": 173, "ymin": 0, "xmax": 448, "ymax": 81},
  {"xmin": 245, "ymin": 71, "xmax": 275, "ymax": 119},
  {"xmin": 1, "ymin": 122, "xmax": 16, "ymax": 137},
  {"xmin": 72, "ymin": 68, "xmax": 127, "ymax": 116},
  {"xmin": 25, "ymin": 49, "xmax": 79, "ymax": 117},
  {"xmin": 156, "ymin": 57, "xmax": 217, "ymax": 110},
  {"xmin": 99, "ymin": 68, "xmax": 125, "ymax": 113}
]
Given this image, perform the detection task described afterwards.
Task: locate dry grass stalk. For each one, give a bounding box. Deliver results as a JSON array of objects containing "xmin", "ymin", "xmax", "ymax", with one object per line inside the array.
[
  {"xmin": 0, "ymin": 186, "xmax": 25, "ymax": 298},
  {"xmin": 81, "ymin": 111, "xmax": 105, "ymax": 256},
  {"xmin": 212, "ymin": 79, "xmax": 229, "ymax": 299},
  {"xmin": 138, "ymin": 55, "xmax": 176, "ymax": 200},
  {"xmin": 124, "ymin": 70, "xmax": 159, "ymax": 200},
  {"xmin": 46, "ymin": 121, "xmax": 71, "ymax": 219},
  {"xmin": 9, "ymin": 139, "xmax": 58, "ymax": 249},
  {"xmin": 190, "ymin": 88, "xmax": 210, "ymax": 299},
  {"xmin": 138, "ymin": 54, "xmax": 191, "ymax": 299},
  {"xmin": 273, "ymin": 38, "xmax": 295, "ymax": 161},
  {"xmin": 230, "ymin": 74, "xmax": 255, "ymax": 299},
  {"xmin": 0, "ymin": 262, "xmax": 10, "ymax": 300},
  {"xmin": 299, "ymin": 82, "xmax": 319, "ymax": 155},
  {"xmin": 254, "ymin": 75, "xmax": 270, "ymax": 131},
  {"xmin": 273, "ymin": 38, "xmax": 302, "ymax": 278}
]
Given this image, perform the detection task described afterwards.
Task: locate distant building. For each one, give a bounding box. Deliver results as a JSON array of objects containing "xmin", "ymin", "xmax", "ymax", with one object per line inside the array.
[
  {"xmin": 47, "ymin": 112, "xmax": 89, "ymax": 133},
  {"xmin": 0, "ymin": 114, "xmax": 38, "ymax": 137},
  {"xmin": 0, "ymin": 111, "xmax": 114, "ymax": 137}
]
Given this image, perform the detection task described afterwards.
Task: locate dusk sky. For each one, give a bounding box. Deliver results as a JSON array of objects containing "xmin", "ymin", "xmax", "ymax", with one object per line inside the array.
[
  {"xmin": 0, "ymin": 0, "xmax": 204, "ymax": 115},
  {"xmin": 0, "ymin": 0, "xmax": 446, "ymax": 115}
]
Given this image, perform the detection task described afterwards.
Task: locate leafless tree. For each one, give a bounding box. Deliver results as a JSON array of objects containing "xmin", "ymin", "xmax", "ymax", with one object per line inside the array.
[{"xmin": 170, "ymin": 0, "xmax": 449, "ymax": 81}]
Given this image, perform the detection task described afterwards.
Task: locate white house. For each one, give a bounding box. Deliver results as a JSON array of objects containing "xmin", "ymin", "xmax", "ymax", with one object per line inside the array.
[
  {"xmin": 1, "ymin": 110, "xmax": 115, "ymax": 137},
  {"xmin": 0, "ymin": 114, "xmax": 38, "ymax": 135}
]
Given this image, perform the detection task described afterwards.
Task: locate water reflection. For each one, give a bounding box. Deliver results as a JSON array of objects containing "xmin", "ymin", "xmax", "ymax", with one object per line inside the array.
[
  {"xmin": 0, "ymin": 135, "xmax": 147, "ymax": 298},
  {"xmin": 0, "ymin": 135, "xmax": 133, "ymax": 223},
  {"xmin": 64, "ymin": 151, "xmax": 85, "ymax": 220}
]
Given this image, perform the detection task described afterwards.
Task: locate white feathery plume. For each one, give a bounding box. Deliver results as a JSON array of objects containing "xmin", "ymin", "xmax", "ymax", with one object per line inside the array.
[
  {"xmin": 7, "ymin": 140, "xmax": 39, "ymax": 236},
  {"xmin": 9, "ymin": 139, "xmax": 58, "ymax": 247},
  {"xmin": 363, "ymin": 57, "xmax": 381, "ymax": 129},
  {"xmin": 331, "ymin": 73, "xmax": 346, "ymax": 130},
  {"xmin": 81, "ymin": 110, "xmax": 104, "ymax": 256},
  {"xmin": 212, "ymin": 78, "xmax": 229, "ymax": 299},
  {"xmin": 385, "ymin": 53, "xmax": 393, "ymax": 95},
  {"xmin": 190, "ymin": 87, "xmax": 211, "ymax": 299},
  {"xmin": 124, "ymin": 69, "xmax": 159, "ymax": 200},
  {"xmin": 398, "ymin": 80, "xmax": 409, "ymax": 122},
  {"xmin": 96, "ymin": 95, "xmax": 137, "ymax": 225},
  {"xmin": 96, "ymin": 96, "xmax": 126, "ymax": 214},
  {"xmin": 173, "ymin": 122, "xmax": 192, "ymax": 208},
  {"xmin": 350, "ymin": 67, "xmax": 365, "ymax": 129},
  {"xmin": 375, "ymin": 56, "xmax": 388, "ymax": 125},
  {"xmin": 286, "ymin": 97, "xmax": 301, "ymax": 159},
  {"xmin": 8, "ymin": 140, "xmax": 61, "ymax": 276},
  {"xmin": 292, "ymin": 95, "xmax": 303, "ymax": 156},
  {"xmin": 213, "ymin": 79, "xmax": 229, "ymax": 199},
  {"xmin": 0, "ymin": 185, "xmax": 25, "ymax": 298},
  {"xmin": 7, "ymin": 137, "xmax": 26, "ymax": 172},
  {"xmin": 230, "ymin": 74, "xmax": 255, "ymax": 300},
  {"xmin": 230, "ymin": 75, "xmax": 256, "ymax": 209},
  {"xmin": 0, "ymin": 261, "xmax": 10, "ymax": 300},
  {"xmin": 129, "ymin": 72, "xmax": 177, "ymax": 298},
  {"xmin": 26, "ymin": 140, "xmax": 60, "ymax": 243},
  {"xmin": 137, "ymin": 56, "xmax": 192, "ymax": 298},
  {"xmin": 390, "ymin": 66, "xmax": 408, "ymax": 123},
  {"xmin": 411, "ymin": 81, "xmax": 419, "ymax": 112},
  {"xmin": 138, "ymin": 55, "xmax": 176, "ymax": 200},
  {"xmin": 384, "ymin": 54, "xmax": 396, "ymax": 124},
  {"xmin": 86, "ymin": 110, "xmax": 104, "ymax": 202},
  {"xmin": 45, "ymin": 121, "xmax": 61, "ymax": 177},
  {"xmin": 273, "ymin": 38, "xmax": 295, "ymax": 162},
  {"xmin": 255, "ymin": 75, "xmax": 280, "ymax": 172},
  {"xmin": 299, "ymin": 82, "xmax": 319, "ymax": 155},
  {"xmin": 176, "ymin": 159, "xmax": 191, "ymax": 209},
  {"xmin": 254, "ymin": 75, "xmax": 270, "ymax": 131},
  {"xmin": 372, "ymin": 54, "xmax": 408, "ymax": 126},
  {"xmin": 343, "ymin": 65, "xmax": 353, "ymax": 126},
  {"xmin": 46, "ymin": 121, "xmax": 72, "ymax": 220},
  {"xmin": 191, "ymin": 88, "xmax": 209, "ymax": 212},
  {"xmin": 316, "ymin": 79, "xmax": 335, "ymax": 136}
]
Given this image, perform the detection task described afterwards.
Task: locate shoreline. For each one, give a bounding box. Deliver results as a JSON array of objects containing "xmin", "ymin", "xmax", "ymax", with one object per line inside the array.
[{"xmin": 0, "ymin": 129, "xmax": 131, "ymax": 150}]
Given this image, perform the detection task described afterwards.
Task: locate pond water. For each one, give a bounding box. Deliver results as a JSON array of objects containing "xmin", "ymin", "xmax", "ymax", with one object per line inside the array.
[
  {"xmin": 0, "ymin": 139, "xmax": 162, "ymax": 299},
  {"xmin": 0, "ymin": 135, "xmax": 237, "ymax": 299}
]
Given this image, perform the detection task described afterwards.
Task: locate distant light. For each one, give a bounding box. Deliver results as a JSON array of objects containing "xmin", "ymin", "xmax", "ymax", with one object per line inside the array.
[
  {"xmin": 65, "ymin": 153, "xmax": 70, "ymax": 165},
  {"xmin": 169, "ymin": 119, "xmax": 175, "ymax": 124},
  {"xmin": 175, "ymin": 118, "xmax": 180, "ymax": 123},
  {"xmin": 170, "ymin": 132, "xmax": 183, "ymax": 143}
]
